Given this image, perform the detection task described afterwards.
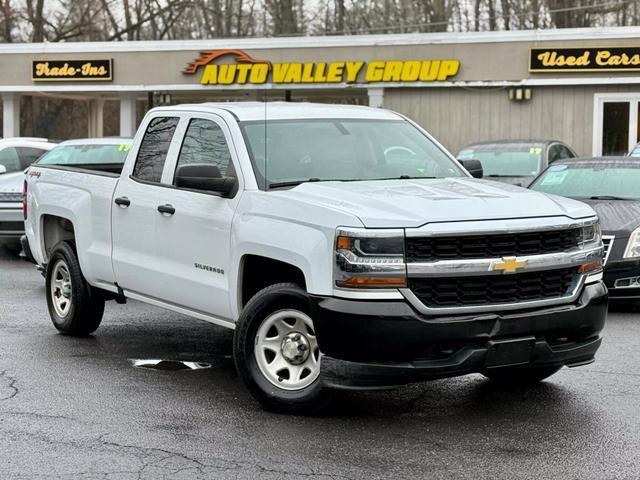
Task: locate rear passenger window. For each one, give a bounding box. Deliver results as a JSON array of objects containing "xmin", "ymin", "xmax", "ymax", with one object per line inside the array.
[
  {"xmin": 132, "ymin": 117, "xmax": 179, "ymax": 183},
  {"xmin": 173, "ymin": 118, "xmax": 236, "ymax": 184},
  {"xmin": 16, "ymin": 147, "xmax": 47, "ymax": 169}
]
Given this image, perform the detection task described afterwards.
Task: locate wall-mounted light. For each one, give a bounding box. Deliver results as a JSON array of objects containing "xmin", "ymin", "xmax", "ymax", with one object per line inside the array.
[
  {"xmin": 508, "ymin": 87, "xmax": 532, "ymax": 102},
  {"xmin": 154, "ymin": 92, "xmax": 172, "ymax": 105}
]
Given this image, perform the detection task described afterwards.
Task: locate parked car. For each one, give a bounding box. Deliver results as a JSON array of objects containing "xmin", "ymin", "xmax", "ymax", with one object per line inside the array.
[
  {"xmin": 0, "ymin": 137, "xmax": 56, "ymax": 242},
  {"xmin": 530, "ymin": 157, "xmax": 640, "ymax": 301},
  {"xmin": 628, "ymin": 142, "xmax": 640, "ymax": 157},
  {"xmin": 33, "ymin": 137, "xmax": 132, "ymax": 173},
  {"xmin": 456, "ymin": 139, "xmax": 577, "ymax": 187},
  {"xmin": 23, "ymin": 103, "xmax": 606, "ymax": 413}
]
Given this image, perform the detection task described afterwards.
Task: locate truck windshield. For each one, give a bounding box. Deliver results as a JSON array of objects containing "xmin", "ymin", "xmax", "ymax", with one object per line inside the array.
[
  {"xmin": 530, "ymin": 163, "xmax": 640, "ymax": 201},
  {"xmin": 457, "ymin": 143, "xmax": 543, "ymax": 177},
  {"xmin": 37, "ymin": 143, "xmax": 131, "ymax": 166},
  {"xmin": 240, "ymin": 119, "xmax": 465, "ymax": 189}
]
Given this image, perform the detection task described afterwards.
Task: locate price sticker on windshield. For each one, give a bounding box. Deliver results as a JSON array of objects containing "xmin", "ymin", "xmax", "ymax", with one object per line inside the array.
[
  {"xmin": 118, "ymin": 144, "xmax": 132, "ymax": 152},
  {"xmin": 540, "ymin": 171, "xmax": 567, "ymax": 186},
  {"xmin": 529, "ymin": 147, "xmax": 543, "ymax": 155}
]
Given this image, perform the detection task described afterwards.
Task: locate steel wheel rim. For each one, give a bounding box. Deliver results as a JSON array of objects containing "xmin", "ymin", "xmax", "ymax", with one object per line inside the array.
[
  {"xmin": 254, "ymin": 309, "xmax": 321, "ymax": 391},
  {"xmin": 51, "ymin": 260, "xmax": 72, "ymax": 318}
]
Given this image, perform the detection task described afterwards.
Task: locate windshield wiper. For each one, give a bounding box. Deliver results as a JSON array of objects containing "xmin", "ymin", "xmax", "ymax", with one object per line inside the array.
[
  {"xmin": 485, "ymin": 174, "xmax": 521, "ymax": 178},
  {"xmin": 588, "ymin": 195, "xmax": 635, "ymax": 201},
  {"xmin": 268, "ymin": 178, "xmax": 321, "ymax": 189}
]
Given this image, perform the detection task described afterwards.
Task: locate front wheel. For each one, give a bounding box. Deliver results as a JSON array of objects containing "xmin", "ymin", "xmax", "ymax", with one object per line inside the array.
[
  {"xmin": 483, "ymin": 365, "xmax": 562, "ymax": 385},
  {"xmin": 45, "ymin": 241, "xmax": 105, "ymax": 336},
  {"xmin": 233, "ymin": 283, "xmax": 331, "ymax": 414}
]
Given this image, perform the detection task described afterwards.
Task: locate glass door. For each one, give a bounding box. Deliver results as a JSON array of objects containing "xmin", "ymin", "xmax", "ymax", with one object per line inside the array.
[{"xmin": 593, "ymin": 94, "xmax": 640, "ymax": 157}]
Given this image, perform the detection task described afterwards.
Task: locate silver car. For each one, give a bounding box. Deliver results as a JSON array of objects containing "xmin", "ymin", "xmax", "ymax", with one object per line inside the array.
[{"xmin": 0, "ymin": 138, "xmax": 56, "ymax": 241}]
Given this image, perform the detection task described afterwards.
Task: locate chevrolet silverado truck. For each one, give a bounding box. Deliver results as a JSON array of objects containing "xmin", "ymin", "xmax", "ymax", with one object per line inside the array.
[{"xmin": 23, "ymin": 102, "xmax": 607, "ymax": 413}]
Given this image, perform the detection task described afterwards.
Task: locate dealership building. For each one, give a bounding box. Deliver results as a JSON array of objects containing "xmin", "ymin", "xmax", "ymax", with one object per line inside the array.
[{"xmin": 0, "ymin": 26, "xmax": 639, "ymax": 156}]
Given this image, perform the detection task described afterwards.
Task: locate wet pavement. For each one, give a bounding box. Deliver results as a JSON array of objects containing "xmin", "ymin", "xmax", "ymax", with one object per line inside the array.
[{"xmin": 0, "ymin": 243, "xmax": 639, "ymax": 479}]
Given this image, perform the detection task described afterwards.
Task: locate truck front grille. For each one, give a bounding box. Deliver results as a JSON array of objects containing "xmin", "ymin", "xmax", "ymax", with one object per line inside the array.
[
  {"xmin": 405, "ymin": 228, "xmax": 581, "ymax": 262},
  {"xmin": 407, "ymin": 267, "xmax": 577, "ymax": 308}
]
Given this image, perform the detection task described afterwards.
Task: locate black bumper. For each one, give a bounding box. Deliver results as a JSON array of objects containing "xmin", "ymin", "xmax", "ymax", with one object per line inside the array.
[
  {"xmin": 604, "ymin": 258, "xmax": 640, "ymax": 299},
  {"xmin": 311, "ymin": 282, "xmax": 607, "ymax": 389}
]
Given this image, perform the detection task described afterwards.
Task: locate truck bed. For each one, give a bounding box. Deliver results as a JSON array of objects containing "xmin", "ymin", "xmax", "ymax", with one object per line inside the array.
[
  {"xmin": 26, "ymin": 165, "xmax": 120, "ymax": 289},
  {"xmin": 35, "ymin": 162, "xmax": 124, "ymax": 176}
]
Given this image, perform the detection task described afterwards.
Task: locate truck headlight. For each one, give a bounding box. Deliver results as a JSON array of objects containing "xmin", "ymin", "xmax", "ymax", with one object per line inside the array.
[
  {"xmin": 624, "ymin": 226, "xmax": 640, "ymax": 258},
  {"xmin": 335, "ymin": 229, "xmax": 406, "ymax": 288},
  {"xmin": 579, "ymin": 221, "xmax": 601, "ymax": 247}
]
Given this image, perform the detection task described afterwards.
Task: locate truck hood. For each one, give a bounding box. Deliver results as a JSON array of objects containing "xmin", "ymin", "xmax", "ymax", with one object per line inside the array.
[
  {"xmin": 277, "ymin": 178, "xmax": 595, "ymax": 228},
  {"xmin": 0, "ymin": 171, "xmax": 25, "ymax": 193}
]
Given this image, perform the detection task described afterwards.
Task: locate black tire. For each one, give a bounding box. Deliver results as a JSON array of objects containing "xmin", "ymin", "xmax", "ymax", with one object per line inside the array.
[
  {"xmin": 233, "ymin": 283, "xmax": 332, "ymax": 414},
  {"xmin": 45, "ymin": 241, "xmax": 105, "ymax": 336},
  {"xmin": 483, "ymin": 365, "xmax": 562, "ymax": 385}
]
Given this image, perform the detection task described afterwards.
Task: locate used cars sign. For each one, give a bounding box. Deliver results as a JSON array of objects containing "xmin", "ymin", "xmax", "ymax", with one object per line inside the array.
[{"xmin": 530, "ymin": 47, "xmax": 640, "ymax": 72}]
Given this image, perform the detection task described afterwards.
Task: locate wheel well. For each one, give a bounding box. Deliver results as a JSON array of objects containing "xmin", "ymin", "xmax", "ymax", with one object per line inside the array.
[
  {"xmin": 240, "ymin": 255, "xmax": 306, "ymax": 306},
  {"xmin": 42, "ymin": 215, "xmax": 75, "ymax": 261}
]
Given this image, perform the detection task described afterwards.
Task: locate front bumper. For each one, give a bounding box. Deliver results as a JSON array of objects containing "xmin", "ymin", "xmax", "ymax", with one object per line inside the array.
[
  {"xmin": 311, "ymin": 281, "xmax": 607, "ymax": 389},
  {"xmin": 0, "ymin": 204, "xmax": 24, "ymax": 239},
  {"xmin": 604, "ymin": 258, "xmax": 640, "ymax": 299}
]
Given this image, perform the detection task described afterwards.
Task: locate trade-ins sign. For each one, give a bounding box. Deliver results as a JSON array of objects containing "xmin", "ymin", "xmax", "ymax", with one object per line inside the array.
[
  {"xmin": 32, "ymin": 59, "xmax": 113, "ymax": 81},
  {"xmin": 183, "ymin": 49, "xmax": 460, "ymax": 85},
  {"xmin": 530, "ymin": 47, "xmax": 640, "ymax": 72}
]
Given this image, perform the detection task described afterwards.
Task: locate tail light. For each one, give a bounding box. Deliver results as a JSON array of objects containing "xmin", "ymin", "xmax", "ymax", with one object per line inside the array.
[{"xmin": 22, "ymin": 179, "xmax": 28, "ymax": 220}]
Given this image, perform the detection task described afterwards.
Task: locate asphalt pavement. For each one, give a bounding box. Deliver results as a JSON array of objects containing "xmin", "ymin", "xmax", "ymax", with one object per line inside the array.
[{"xmin": 0, "ymin": 242, "xmax": 639, "ymax": 479}]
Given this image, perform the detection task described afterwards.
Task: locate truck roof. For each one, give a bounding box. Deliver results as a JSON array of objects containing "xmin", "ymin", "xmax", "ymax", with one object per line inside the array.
[{"xmin": 155, "ymin": 102, "xmax": 403, "ymax": 122}]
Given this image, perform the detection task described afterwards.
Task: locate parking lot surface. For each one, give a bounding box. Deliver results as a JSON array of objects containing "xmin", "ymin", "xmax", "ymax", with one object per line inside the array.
[{"xmin": 0, "ymin": 243, "xmax": 639, "ymax": 480}]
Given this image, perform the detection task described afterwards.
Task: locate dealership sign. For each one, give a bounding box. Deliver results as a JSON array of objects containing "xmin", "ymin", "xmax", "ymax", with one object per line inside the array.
[
  {"xmin": 32, "ymin": 59, "xmax": 113, "ymax": 81},
  {"xmin": 183, "ymin": 49, "xmax": 460, "ymax": 85},
  {"xmin": 530, "ymin": 47, "xmax": 640, "ymax": 72}
]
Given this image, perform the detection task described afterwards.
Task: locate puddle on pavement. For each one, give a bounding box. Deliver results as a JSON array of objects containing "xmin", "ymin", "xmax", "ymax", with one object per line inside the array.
[{"xmin": 131, "ymin": 359, "xmax": 213, "ymax": 371}]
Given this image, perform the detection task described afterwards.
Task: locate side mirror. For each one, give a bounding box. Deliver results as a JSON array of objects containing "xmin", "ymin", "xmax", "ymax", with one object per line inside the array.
[
  {"xmin": 0, "ymin": 165, "xmax": 6, "ymax": 174},
  {"xmin": 175, "ymin": 164, "xmax": 236, "ymax": 196},
  {"xmin": 459, "ymin": 159, "xmax": 483, "ymax": 179}
]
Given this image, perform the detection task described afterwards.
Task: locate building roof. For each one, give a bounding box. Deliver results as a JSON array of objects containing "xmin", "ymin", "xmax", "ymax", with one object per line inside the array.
[
  {"xmin": 158, "ymin": 101, "xmax": 402, "ymax": 121},
  {"xmin": 0, "ymin": 26, "xmax": 639, "ymax": 54}
]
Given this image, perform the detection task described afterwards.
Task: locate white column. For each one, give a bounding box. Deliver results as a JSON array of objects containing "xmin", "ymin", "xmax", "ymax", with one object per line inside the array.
[
  {"xmin": 119, "ymin": 92, "xmax": 137, "ymax": 137},
  {"xmin": 2, "ymin": 93, "xmax": 21, "ymax": 138},
  {"xmin": 88, "ymin": 98, "xmax": 105, "ymax": 138},
  {"xmin": 367, "ymin": 87, "xmax": 384, "ymax": 108}
]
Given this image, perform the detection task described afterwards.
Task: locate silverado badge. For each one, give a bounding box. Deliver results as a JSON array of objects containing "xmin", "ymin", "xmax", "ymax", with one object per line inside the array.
[{"xmin": 493, "ymin": 256, "xmax": 526, "ymax": 273}]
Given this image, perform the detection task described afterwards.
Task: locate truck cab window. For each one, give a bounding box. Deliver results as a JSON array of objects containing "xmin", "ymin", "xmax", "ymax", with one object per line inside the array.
[
  {"xmin": 173, "ymin": 118, "xmax": 236, "ymax": 185},
  {"xmin": 132, "ymin": 117, "xmax": 179, "ymax": 183}
]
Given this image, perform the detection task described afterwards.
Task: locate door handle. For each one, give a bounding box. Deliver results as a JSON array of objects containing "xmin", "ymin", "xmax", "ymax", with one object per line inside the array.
[
  {"xmin": 157, "ymin": 204, "xmax": 176, "ymax": 215},
  {"xmin": 114, "ymin": 196, "xmax": 131, "ymax": 207}
]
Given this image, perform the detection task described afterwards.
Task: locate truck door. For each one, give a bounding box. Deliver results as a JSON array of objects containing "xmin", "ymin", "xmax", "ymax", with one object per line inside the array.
[
  {"xmin": 111, "ymin": 116, "xmax": 181, "ymax": 296},
  {"xmin": 151, "ymin": 114, "xmax": 241, "ymax": 319}
]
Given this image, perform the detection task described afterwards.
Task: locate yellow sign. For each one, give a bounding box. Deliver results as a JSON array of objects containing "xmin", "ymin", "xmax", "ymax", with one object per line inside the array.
[
  {"xmin": 183, "ymin": 49, "xmax": 459, "ymax": 85},
  {"xmin": 530, "ymin": 47, "xmax": 640, "ymax": 72},
  {"xmin": 493, "ymin": 256, "xmax": 527, "ymax": 274}
]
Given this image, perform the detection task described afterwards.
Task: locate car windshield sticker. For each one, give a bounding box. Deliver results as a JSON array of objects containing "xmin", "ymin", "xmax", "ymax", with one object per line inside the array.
[
  {"xmin": 118, "ymin": 144, "xmax": 132, "ymax": 152},
  {"xmin": 540, "ymin": 171, "xmax": 568, "ymax": 186},
  {"xmin": 529, "ymin": 147, "xmax": 543, "ymax": 155},
  {"xmin": 548, "ymin": 164, "xmax": 568, "ymax": 171}
]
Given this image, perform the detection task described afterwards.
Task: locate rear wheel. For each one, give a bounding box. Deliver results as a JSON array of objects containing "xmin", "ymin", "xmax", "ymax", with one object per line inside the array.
[
  {"xmin": 45, "ymin": 241, "xmax": 104, "ymax": 336},
  {"xmin": 233, "ymin": 283, "xmax": 331, "ymax": 414},
  {"xmin": 483, "ymin": 365, "xmax": 562, "ymax": 385}
]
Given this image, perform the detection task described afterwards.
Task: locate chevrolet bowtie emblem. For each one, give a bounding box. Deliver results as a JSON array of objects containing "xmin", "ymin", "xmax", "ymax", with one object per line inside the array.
[{"xmin": 493, "ymin": 256, "xmax": 526, "ymax": 273}]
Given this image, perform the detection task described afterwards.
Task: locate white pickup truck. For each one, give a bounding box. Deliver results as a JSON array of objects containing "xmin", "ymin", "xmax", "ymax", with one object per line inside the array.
[{"xmin": 23, "ymin": 102, "xmax": 607, "ymax": 413}]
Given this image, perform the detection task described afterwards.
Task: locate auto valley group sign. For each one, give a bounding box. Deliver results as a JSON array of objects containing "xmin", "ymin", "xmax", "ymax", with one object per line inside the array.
[{"xmin": 183, "ymin": 49, "xmax": 460, "ymax": 85}]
